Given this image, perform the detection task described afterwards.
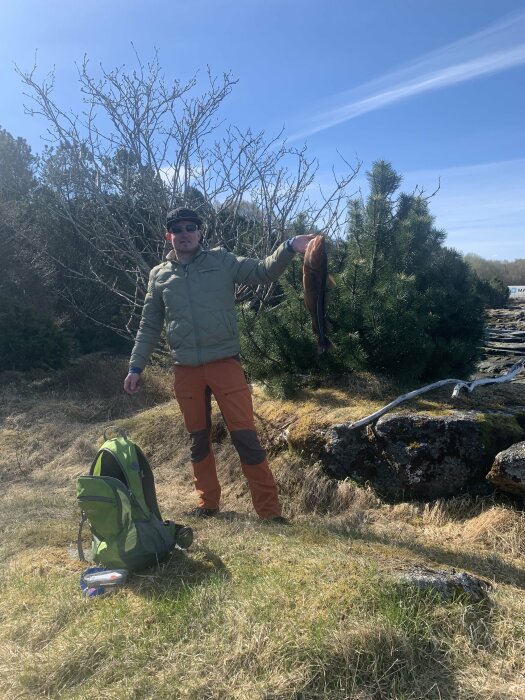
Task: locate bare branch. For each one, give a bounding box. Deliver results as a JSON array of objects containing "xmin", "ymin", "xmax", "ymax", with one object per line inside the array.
[{"xmin": 17, "ymin": 51, "xmax": 359, "ymax": 336}]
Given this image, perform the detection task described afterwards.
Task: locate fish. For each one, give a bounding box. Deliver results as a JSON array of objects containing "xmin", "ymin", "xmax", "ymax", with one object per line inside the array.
[{"xmin": 303, "ymin": 235, "xmax": 332, "ymax": 353}]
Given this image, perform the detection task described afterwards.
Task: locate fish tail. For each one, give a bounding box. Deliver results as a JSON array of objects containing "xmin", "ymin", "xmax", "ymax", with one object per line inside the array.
[{"xmin": 317, "ymin": 336, "xmax": 333, "ymax": 354}]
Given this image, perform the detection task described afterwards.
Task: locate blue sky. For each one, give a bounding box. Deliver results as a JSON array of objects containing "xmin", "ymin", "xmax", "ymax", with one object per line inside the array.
[{"xmin": 1, "ymin": 0, "xmax": 524, "ymax": 260}]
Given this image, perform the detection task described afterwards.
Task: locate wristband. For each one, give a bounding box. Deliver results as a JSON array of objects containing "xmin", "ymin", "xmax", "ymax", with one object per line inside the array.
[
  {"xmin": 286, "ymin": 237, "xmax": 296, "ymax": 253},
  {"xmin": 129, "ymin": 367, "xmax": 142, "ymax": 374}
]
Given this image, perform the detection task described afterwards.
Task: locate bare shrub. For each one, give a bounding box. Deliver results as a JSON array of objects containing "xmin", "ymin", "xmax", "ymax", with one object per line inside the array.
[{"xmin": 17, "ymin": 53, "xmax": 358, "ymax": 338}]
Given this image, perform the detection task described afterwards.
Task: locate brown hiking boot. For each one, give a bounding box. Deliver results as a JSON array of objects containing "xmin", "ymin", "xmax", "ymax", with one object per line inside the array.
[
  {"xmin": 264, "ymin": 515, "xmax": 291, "ymax": 525},
  {"xmin": 188, "ymin": 507, "xmax": 219, "ymax": 518}
]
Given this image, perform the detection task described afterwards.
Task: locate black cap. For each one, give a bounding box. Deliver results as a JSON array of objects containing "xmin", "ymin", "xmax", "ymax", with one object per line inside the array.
[{"xmin": 166, "ymin": 207, "xmax": 202, "ymax": 229}]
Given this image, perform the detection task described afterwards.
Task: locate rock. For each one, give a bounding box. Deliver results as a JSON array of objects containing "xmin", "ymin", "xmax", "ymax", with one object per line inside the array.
[
  {"xmin": 394, "ymin": 565, "xmax": 492, "ymax": 603},
  {"xmin": 323, "ymin": 411, "xmax": 524, "ymax": 501},
  {"xmin": 487, "ymin": 441, "xmax": 525, "ymax": 496},
  {"xmin": 321, "ymin": 424, "xmax": 372, "ymax": 480},
  {"xmin": 477, "ymin": 358, "xmax": 523, "ymax": 375},
  {"xmin": 479, "ymin": 301, "xmax": 525, "ymax": 373}
]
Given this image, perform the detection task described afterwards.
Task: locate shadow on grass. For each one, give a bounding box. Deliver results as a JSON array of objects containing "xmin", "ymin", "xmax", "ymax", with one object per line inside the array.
[
  {"xmin": 330, "ymin": 523, "xmax": 525, "ymax": 589},
  {"xmin": 298, "ymin": 641, "xmax": 458, "ymax": 700},
  {"xmin": 308, "ymin": 572, "xmax": 496, "ymax": 699},
  {"xmin": 129, "ymin": 544, "xmax": 230, "ymax": 600}
]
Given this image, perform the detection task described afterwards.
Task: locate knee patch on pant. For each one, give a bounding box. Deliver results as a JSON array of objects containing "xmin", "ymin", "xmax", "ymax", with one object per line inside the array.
[
  {"xmin": 230, "ymin": 429, "xmax": 266, "ymax": 465},
  {"xmin": 190, "ymin": 428, "xmax": 211, "ymax": 463}
]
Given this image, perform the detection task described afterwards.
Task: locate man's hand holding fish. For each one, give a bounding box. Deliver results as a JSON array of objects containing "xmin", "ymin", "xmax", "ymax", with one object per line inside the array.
[{"xmin": 288, "ymin": 234, "xmax": 316, "ymax": 254}]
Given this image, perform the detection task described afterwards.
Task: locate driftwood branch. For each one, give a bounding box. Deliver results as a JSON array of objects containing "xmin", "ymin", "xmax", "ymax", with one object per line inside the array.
[{"xmin": 348, "ymin": 359, "xmax": 525, "ymax": 430}]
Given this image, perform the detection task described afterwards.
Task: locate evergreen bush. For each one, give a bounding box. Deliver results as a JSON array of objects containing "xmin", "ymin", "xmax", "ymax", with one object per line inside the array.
[
  {"xmin": 338, "ymin": 162, "xmax": 486, "ymax": 379},
  {"xmin": 240, "ymin": 161, "xmax": 486, "ymax": 389},
  {"xmin": 0, "ymin": 302, "xmax": 70, "ymax": 371},
  {"xmin": 474, "ymin": 276, "xmax": 510, "ymax": 309},
  {"xmin": 239, "ymin": 255, "xmax": 364, "ymax": 397}
]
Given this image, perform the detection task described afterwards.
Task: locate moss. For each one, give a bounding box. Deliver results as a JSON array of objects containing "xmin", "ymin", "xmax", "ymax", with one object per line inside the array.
[
  {"xmin": 476, "ymin": 413, "xmax": 525, "ymax": 456},
  {"xmin": 112, "ymin": 404, "xmax": 187, "ymax": 465},
  {"xmin": 515, "ymin": 412, "xmax": 525, "ymax": 431},
  {"xmin": 286, "ymin": 415, "xmax": 329, "ymax": 459}
]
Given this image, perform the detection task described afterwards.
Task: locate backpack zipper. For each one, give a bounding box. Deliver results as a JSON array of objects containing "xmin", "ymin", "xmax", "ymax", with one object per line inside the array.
[{"xmin": 77, "ymin": 495, "xmax": 114, "ymax": 503}]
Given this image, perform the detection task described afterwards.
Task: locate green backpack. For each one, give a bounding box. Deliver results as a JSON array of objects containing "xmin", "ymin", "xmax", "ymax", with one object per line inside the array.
[{"xmin": 76, "ymin": 428, "xmax": 192, "ymax": 571}]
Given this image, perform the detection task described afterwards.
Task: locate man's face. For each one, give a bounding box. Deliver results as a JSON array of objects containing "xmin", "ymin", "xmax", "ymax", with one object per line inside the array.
[{"xmin": 167, "ymin": 220, "xmax": 202, "ymax": 256}]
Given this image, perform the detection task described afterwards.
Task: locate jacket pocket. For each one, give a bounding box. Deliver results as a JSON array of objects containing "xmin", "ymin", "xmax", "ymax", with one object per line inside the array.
[
  {"xmin": 222, "ymin": 310, "xmax": 237, "ymax": 336},
  {"xmin": 198, "ymin": 267, "xmax": 222, "ymax": 292}
]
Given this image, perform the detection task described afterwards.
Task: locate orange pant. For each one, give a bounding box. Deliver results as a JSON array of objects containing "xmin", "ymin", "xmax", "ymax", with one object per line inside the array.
[{"xmin": 173, "ymin": 357, "xmax": 281, "ymax": 518}]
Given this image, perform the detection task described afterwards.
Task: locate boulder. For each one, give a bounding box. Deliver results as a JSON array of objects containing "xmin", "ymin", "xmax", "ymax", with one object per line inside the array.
[
  {"xmin": 322, "ymin": 411, "xmax": 524, "ymax": 502},
  {"xmin": 487, "ymin": 441, "xmax": 525, "ymax": 496},
  {"xmin": 394, "ymin": 565, "xmax": 492, "ymax": 603}
]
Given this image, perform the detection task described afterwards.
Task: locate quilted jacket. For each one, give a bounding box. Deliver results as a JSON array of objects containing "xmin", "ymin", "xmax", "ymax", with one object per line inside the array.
[{"xmin": 129, "ymin": 243, "xmax": 295, "ymax": 368}]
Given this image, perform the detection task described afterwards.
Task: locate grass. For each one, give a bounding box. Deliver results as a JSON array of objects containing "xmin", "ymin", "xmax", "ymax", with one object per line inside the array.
[{"xmin": 0, "ymin": 357, "xmax": 524, "ymax": 699}]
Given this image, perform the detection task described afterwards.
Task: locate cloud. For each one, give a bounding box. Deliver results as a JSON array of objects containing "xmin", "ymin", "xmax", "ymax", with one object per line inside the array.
[
  {"xmin": 290, "ymin": 10, "xmax": 525, "ymax": 140},
  {"xmin": 402, "ymin": 159, "xmax": 525, "ymax": 259}
]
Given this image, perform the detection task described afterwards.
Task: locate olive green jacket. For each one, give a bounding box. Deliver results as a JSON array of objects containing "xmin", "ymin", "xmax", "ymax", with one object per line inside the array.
[{"xmin": 129, "ymin": 243, "xmax": 295, "ymax": 369}]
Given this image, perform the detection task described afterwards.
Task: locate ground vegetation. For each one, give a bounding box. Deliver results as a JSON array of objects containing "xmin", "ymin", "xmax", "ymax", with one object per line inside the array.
[{"xmin": 0, "ymin": 358, "xmax": 524, "ymax": 699}]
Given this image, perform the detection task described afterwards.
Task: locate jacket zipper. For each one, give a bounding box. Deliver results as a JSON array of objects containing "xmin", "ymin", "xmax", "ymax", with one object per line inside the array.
[{"xmin": 184, "ymin": 263, "xmax": 202, "ymax": 365}]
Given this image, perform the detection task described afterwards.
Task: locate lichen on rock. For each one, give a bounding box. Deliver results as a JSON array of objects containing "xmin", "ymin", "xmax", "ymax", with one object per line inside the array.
[
  {"xmin": 487, "ymin": 440, "xmax": 525, "ymax": 496},
  {"xmin": 321, "ymin": 411, "xmax": 524, "ymax": 502}
]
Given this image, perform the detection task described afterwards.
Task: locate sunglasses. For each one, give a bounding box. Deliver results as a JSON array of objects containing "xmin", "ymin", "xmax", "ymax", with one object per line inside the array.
[{"xmin": 169, "ymin": 223, "xmax": 199, "ymax": 234}]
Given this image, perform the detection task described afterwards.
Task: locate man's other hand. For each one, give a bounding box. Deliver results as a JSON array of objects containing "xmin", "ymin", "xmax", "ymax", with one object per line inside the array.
[{"xmin": 124, "ymin": 372, "xmax": 141, "ymax": 395}]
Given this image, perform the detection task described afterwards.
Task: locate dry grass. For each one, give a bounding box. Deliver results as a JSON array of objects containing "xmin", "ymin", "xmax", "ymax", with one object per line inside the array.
[
  {"xmin": 462, "ymin": 505, "xmax": 525, "ymax": 559},
  {"xmin": 253, "ymin": 369, "xmax": 525, "ymax": 427},
  {"xmin": 0, "ymin": 360, "xmax": 524, "ymax": 699}
]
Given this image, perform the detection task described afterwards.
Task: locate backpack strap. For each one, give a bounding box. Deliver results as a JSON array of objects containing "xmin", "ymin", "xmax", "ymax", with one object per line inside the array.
[
  {"xmin": 100, "ymin": 437, "xmax": 150, "ymax": 517},
  {"xmin": 136, "ymin": 445, "xmax": 163, "ymax": 521},
  {"xmin": 77, "ymin": 511, "xmax": 88, "ymax": 562}
]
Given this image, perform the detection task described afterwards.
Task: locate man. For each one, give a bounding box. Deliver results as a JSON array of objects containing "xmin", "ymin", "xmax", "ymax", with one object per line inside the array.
[{"xmin": 124, "ymin": 207, "xmax": 312, "ymax": 522}]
